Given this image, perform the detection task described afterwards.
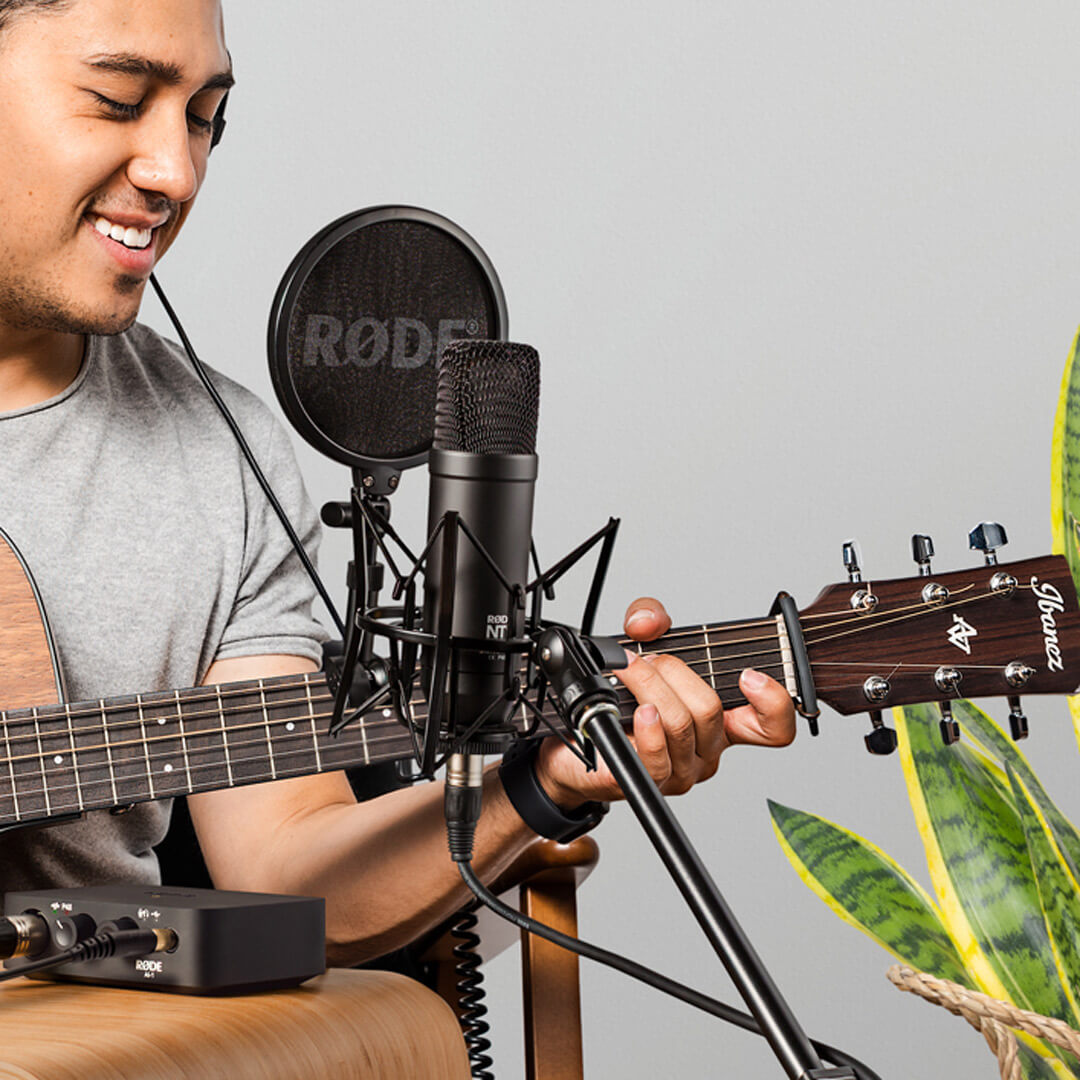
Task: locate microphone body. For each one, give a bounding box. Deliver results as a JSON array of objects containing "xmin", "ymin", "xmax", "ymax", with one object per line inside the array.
[{"xmin": 421, "ymin": 341, "xmax": 540, "ymax": 740}]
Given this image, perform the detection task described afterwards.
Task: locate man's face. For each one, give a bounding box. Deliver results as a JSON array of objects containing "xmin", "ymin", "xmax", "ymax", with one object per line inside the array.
[{"xmin": 0, "ymin": 0, "xmax": 232, "ymax": 336}]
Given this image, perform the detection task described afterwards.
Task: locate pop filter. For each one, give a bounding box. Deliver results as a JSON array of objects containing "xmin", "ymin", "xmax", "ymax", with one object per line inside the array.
[{"xmin": 267, "ymin": 206, "xmax": 508, "ymax": 476}]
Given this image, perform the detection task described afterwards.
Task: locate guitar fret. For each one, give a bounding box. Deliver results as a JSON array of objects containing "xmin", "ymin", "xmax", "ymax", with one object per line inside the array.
[
  {"xmin": 703, "ymin": 624, "xmax": 717, "ymax": 687},
  {"xmin": 359, "ymin": 711, "xmax": 372, "ymax": 765},
  {"xmin": 32, "ymin": 708, "xmax": 51, "ymax": 817},
  {"xmin": 259, "ymin": 679, "xmax": 277, "ymax": 780},
  {"xmin": 175, "ymin": 690, "xmax": 193, "ymax": 791},
  {"xmin": 2, "ymin": 713, "xmax": 20, "ymax": 822},
  {"xmin": 305, "ymin": 677, "xmax": 322, "ymax": 773},
  {"xmin": 137, "ymin": 694, "xmax": 155, "ymax": 799},
  {"xmin": 99, "ymin": 699, "xmax": 119, "ymax": 805},
  {"xmin": 216, "ymin": 686, "xmax": 235, "ymax": 787},
  {"xmin": 64, "ymin": 704, "xmax": 84, "ymax": 812}
]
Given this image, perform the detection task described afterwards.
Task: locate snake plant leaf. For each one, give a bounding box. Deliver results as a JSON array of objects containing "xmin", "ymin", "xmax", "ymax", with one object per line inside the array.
[
  {"xmin": 1007, "ymin": 764, "xmax": 1080, "ymax": 1024},
  {"xmin": 954, "ymin": 700, "xmax": 1080, "ymax": 882},
  {"xmin": 1019, "ymin": 1042, "xmax": 1074, "ymax": 1080},
  {"xmin": 768, "ymin": 799, "xmax": 971, "ymax": 985},
  {"xmin": 1050, "ymin": 324, "xmax": 1080, "ymax": 755},
  {"xmin": 895, "ymin": 704, "xmax": 1075, "ymax": 1024}
]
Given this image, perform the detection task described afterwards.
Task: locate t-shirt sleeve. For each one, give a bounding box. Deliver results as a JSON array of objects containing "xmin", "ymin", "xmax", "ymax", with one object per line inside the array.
[{"xmin": 213, "ymin": 412, "xmax": 330, "ymax": 665}]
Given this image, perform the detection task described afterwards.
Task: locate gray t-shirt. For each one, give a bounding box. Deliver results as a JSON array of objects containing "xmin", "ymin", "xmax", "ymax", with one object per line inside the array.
[{"xmin": 0, "ymin": 323, "xmax": 327, "ymax": 889}]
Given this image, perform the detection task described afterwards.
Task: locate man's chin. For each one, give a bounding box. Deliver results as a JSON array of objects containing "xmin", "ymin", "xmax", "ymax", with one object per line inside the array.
[{"xmin": 0, "ymin": 282, "xmax": 145, "ymax": 336}]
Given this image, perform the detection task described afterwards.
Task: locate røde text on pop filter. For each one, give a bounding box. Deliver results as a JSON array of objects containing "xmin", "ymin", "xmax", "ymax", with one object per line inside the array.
[{"xmin": 266, "ymin": 206, "xmax": 508, "ymax": 476}]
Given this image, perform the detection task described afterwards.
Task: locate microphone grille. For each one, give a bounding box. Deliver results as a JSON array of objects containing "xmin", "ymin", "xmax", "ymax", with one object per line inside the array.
[{"xmin": 434, "ymin": 341, "xmax": 540, "ymax": 454}]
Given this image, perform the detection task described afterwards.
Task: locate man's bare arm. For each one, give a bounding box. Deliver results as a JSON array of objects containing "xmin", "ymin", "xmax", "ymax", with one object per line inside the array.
[{"xmin": 188, "ymin": 599, "xmax": 796, "ymax": 964}]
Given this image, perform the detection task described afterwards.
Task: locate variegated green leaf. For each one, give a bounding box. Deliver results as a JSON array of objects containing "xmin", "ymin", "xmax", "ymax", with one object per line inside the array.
[
  {"xmin": 1008, "ymin": 764, "xmax": 1080, "ymax": 1025},
  {"xmin": 768, "ymin": 799, "xmax": 971, "ymax": 984},
  {"xmin": 895, "ymin": 704, "xmax": 1074, "ymax": 1024},
  {"xmin": 1050, "ymin": 325, "xmax": 1080, "ymax": 756},
  {"xmin": 1051, "ymin": 324, "xmax": 1080, "ymax": 603},
  {"xmin": 1019, "ymin": 1041, "xmax": 1073, "ymax": 1080},
  {"xmin": 955, "ymin": 700, "xmax": 1080, "ymax": 882}
]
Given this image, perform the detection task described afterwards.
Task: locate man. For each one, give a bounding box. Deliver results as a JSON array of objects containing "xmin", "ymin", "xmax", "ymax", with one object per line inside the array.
[{"xmin": 0, "ymin": 0, "xmax": 795, "ymax": 963}]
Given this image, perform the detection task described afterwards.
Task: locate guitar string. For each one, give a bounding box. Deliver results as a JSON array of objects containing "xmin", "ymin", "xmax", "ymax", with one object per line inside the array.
[
  {"xmin": 0, "ymin": 579, "xmax": 1044, "ymax": 772},
  {"xmin": 0, "ymin": 575, "xmax": 1031, "ymax": 738},
  {"xmin": 0, "ymin": 704, "xmax": 664, "ymax": 811}
]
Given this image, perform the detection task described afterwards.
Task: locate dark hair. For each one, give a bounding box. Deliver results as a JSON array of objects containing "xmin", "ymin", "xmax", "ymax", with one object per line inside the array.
[{"xmin": 0, "ymin": 0, "xmax": 72, "ymax": 34}]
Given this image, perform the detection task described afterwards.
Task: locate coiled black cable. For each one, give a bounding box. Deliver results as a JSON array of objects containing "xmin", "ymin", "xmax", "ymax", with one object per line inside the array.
[
  {"xmin": 450, "ymin": 906, "xmax": 494, "ymax": 1080},
  {"xmin": 457, "ymin": 860, "xmax": 881, "ymax": 1080}
]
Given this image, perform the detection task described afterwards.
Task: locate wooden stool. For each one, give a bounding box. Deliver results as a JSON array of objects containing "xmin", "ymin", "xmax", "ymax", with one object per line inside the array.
[{"xmin": 0, "ymin": 968, "xmax": 470, "ymax": 1079}]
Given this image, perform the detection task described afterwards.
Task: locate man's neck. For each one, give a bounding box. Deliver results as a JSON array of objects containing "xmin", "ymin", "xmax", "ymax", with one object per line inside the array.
[{"xmin": 0, "ymin": 326, "xmax": 86, "ymax": 412}]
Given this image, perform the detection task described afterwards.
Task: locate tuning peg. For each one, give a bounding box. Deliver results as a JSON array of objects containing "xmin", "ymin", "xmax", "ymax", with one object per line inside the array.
[
  {"xmin": 911, "ymin": 534, "xmax": 934, "ymax": 576},
  {"xmin": 864, "ymin": 710, "xmax": 898, "ymax": 755},
  {"xmin": 1008, "ymin": 696, "xmax": 1029, "ymax": 741},
  {"xmin": 968, "ymin": 522, "xmax": 1008, "ymax": 566},
  {"xmin": 842, "ymin": 540, "xmax": 862, "ymax": 583},
  {"xmin": 939, "ymin": 702, "xmax": 960, "ymax": 745}
]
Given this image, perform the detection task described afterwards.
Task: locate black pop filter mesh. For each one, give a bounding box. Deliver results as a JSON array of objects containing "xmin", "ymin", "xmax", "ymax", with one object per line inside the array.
[
  {"xmin": 268, "ymin": 207, "xmax": 508, "ymax": 470},
  {"xmin": 434, "ymin": 341, "xmax": 540, "ymax": 455}
]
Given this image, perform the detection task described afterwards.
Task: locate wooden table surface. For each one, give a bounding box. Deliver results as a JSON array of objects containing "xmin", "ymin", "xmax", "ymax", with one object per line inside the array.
[{"xmin": 0, "ymin": 968, "xmax": 471, "ymax": 1079}]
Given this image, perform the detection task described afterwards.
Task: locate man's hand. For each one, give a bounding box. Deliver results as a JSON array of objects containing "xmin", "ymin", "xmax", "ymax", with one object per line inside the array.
[{"xmin": 535, "ymin": 597, "xmax": 797, "ymax": 810}]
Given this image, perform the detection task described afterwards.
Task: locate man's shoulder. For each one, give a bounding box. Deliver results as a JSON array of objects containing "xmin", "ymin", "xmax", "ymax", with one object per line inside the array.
[{"xmin": 96, "ymin": 322, "xmax": 276, "ymax": 435}]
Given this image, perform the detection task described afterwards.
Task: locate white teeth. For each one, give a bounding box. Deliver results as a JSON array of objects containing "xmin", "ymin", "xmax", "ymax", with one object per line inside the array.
[{"xmin": 92, "ymin": 215, "xmax": 153, "ymax": 251}]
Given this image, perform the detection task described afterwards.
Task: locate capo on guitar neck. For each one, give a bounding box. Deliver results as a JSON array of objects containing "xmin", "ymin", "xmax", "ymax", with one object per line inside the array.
[{"xmin": 770, "ymin": 592, "xmax": 820, "ymax": 735}]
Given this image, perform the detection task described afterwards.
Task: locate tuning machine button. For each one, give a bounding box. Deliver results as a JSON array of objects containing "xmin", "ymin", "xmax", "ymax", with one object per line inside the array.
[
  {"xmin": 969, "ymin": 522, "xmax": 1008, "ymax": 566},
  {"xmin": 934, "ymin": 666, "xmax": 963, "ymax": 694},
  {"xmin": 939, "ymin": 701, "xmax": 960, "ymax": 745},
  {"xmin": 864, "ymin": 710, "xmax": 898, "ymax": 755},
  {"xmin": 1008, "ymin": 696, "xmax": 1029, "ymax": 741},
  {"xmin": 843, "ymin": 540, "xmax": 863, "ymax": 583},
  {"xmin": 863, "ymin": 675, "xmax": 891, "ymax": 704},
  {"xmin": 1004, "ymin": 661, "xmax": 1035, "ymax": 688},
  {"xmin": 912, "ymin": 534, "xmax": 934, "ymax": 576}
]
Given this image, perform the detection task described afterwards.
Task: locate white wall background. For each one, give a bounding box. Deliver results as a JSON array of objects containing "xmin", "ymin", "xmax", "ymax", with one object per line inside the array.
[{"xmin": 143, "ymin": 2, "xmax": 1080, "ymax": 1076}]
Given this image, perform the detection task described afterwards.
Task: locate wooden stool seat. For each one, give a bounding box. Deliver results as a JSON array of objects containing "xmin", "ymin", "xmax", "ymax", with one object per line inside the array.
[{"xmin": 0, "ymin": 969, "xmax": 470, "ymax": 1080}]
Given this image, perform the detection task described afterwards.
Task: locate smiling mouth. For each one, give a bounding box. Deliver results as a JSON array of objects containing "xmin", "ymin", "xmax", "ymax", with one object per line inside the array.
[{"xmin": 89, "ymin": 215, "xmax": 156, "ymax": 251}]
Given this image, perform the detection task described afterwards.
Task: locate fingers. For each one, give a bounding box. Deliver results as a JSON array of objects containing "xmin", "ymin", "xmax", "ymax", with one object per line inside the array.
[
  {"xmin": 623, "ymin": 597, "xmax": 672, "ymax": 641},
  {"xmin": 617, "ymin": 651, "xmax": 725, "ymax": 794},
  {"xmin": 722, "ymin": 668, "xmax": 798, "ymax": 747}
]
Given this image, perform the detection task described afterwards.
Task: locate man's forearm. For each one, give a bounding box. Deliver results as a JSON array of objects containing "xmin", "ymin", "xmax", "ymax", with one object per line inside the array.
[{"xmin": 200, "ymin": 765, "xmax": 535, "ymax": 965}]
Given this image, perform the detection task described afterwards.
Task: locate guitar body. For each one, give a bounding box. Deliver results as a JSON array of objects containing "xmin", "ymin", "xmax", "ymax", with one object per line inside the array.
[{"xmin": 0, "ymin": 527, "xmax": 62, "ymax": 712}]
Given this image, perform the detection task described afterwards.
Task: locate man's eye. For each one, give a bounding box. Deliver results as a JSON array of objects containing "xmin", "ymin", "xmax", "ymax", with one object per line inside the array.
[
  {"xmin": 92, "ymin": 92, "xmax": 142, "ymax": 120},
  {"xmin": 187, "ymin": 111, "xmax": 214, "ymax": 136}
]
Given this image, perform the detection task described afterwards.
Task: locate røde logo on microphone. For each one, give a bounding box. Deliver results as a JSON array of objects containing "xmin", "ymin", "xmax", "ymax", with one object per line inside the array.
[{"xmin": 303, "ymin": 315, "xmax": 480, "ymax": 369}]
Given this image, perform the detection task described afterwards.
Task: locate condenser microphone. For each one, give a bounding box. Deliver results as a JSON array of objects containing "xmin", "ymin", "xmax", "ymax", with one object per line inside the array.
[{"xmin": 422, "ymin": 340, "xmax": 540, "ymax": 741}]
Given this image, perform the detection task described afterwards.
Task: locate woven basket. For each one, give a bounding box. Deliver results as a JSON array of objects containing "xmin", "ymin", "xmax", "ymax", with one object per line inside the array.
[{"xmin": 888, "ymin": 965, "xmax": 1080, "ymax": 1079}]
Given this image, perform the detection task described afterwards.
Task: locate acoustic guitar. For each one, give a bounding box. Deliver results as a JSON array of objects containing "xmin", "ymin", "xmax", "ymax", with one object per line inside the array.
[{"xmin": 0, "ymin": 525, "xmax": 1078, "ymax": 833}]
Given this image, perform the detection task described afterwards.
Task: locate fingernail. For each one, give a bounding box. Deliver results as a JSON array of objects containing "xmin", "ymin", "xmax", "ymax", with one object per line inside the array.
[
  {"xmin": 626, "ymin": 609, "xmax": 655, "ymax": 629},
  {"xmin": 741, "ymin": 668, "xmax": 767, "ymax": 690},
  {"xmin": 623, "ymin": 648, "xmax": 639, "ymax": 665},
  {"xmin": 638, "ymin": 704, "xmax": 660, "ymax": 725}
]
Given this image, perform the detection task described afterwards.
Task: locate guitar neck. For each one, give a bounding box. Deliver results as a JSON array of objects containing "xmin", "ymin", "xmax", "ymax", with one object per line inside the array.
[{"xmin": 0, "ymin": 618, "xmax": 781, "ymax": 826}]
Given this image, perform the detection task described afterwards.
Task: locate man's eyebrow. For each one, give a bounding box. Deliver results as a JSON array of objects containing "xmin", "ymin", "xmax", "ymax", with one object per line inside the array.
[{"xmin": 85, "ymin": 54, "xmax": 235, "ymax": 93}]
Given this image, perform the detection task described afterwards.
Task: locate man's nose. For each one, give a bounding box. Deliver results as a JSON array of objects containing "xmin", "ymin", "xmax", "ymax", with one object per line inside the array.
[{"xmin": 125, "ymin": 109, "xmax": 200, "ymax": 206}]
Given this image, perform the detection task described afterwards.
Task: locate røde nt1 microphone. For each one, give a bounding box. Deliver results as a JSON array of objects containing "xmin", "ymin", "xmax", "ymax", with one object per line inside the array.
[{"xmin": 422, "ymin": 340, "xmax": 540, "ymax": 747}]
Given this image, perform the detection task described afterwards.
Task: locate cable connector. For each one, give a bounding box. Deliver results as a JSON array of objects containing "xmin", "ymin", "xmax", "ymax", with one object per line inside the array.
[{"xmin": 445, "ymin": 753, "xmax": 484, "ymax": 862}]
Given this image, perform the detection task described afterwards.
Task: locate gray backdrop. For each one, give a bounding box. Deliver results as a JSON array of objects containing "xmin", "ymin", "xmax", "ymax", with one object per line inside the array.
[{"xmin": 142, "ymin": 2, "xmax": 1080, "ymax": 1076}]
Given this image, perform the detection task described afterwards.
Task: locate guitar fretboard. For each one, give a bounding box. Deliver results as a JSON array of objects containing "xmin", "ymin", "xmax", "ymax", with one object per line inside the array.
[{"xmin": 0, "ymin": 619, "xmax": 784, "ymax": 827}]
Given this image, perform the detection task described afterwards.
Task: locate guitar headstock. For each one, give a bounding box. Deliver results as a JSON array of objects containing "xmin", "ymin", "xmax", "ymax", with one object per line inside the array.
[{"xmin": 801, "ymin": 554, "xmax": 1080, "ymax": 715}]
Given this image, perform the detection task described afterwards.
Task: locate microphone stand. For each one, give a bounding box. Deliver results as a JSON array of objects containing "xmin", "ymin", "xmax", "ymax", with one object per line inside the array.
[{"xmin": 536, "ymin": 627, "xmax": 855, "ymax": 1080}]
